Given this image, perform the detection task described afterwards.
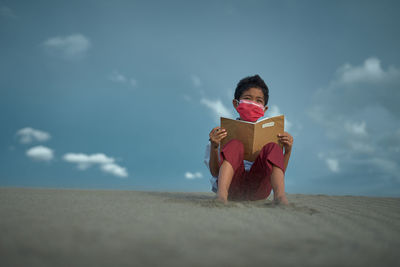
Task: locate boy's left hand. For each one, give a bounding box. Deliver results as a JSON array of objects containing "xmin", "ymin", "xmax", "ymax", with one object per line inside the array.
[{"xmin": 277, "ymin": 132, "xmax": 293, "ymax": 153}]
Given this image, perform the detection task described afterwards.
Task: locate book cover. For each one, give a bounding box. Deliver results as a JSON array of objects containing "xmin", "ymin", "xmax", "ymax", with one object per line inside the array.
[{"xmin": 220, "ymin": 115, "xmax": 285, "ymax": 162}]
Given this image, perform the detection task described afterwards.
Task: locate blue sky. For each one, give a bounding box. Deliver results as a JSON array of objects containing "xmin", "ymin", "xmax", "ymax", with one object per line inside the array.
[{"xmin": 1, "ymin": 0, "xmax": 400, "ymax": 196}]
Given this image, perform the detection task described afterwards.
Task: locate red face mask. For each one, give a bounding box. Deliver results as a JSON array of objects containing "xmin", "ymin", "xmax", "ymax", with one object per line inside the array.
[{"xmin": 235, "ymin": 99, "xmax": 265, "ymax": 122}]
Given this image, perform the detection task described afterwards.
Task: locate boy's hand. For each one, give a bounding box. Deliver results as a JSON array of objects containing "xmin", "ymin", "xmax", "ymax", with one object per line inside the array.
[
  {"xmin": 209, "ymin": 127, "xmax": 227, "ymax": 149},
  {"xmin": 277, "ymin": 132, "xmax": 293, "ymax": 153}
]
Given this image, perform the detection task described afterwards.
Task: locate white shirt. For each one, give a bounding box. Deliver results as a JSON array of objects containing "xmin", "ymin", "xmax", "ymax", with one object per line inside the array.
[{"xmin": 204, "ymin": 142, "xmax": 254, "ymax": 193}]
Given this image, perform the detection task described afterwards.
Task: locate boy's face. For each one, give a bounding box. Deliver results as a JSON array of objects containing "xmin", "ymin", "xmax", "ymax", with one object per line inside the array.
[{"xmin": 232, "ymin": 87, "xmax": 268, "ymax": 112}]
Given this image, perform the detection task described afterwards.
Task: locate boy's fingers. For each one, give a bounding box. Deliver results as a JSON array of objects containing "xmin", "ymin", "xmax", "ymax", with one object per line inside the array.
[
  {"xmin": 213, "ymin": 129, "xmax": 227, "ymax": 135},
  {"xmin": 215, "ymin": 131, "xmax": 227, "ymax": 135},
  {"xmin": 216, "ymin": 136, "xmax": 226, "ymax": 142},
  {"xmin": 218, "ymin": 133, "xmax": 227, "ymax": 139},
  {"xmin": 212, "ymin": 127, "xmax": 222, "ymax": 132}
]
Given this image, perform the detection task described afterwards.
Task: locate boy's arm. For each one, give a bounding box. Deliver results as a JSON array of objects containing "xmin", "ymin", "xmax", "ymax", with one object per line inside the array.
[
  {"xmin": 209, "ymin": 143, "xmax": 220, "ymax": 177},
  {"xmin": 208, "ymin": 126, "xmax": 227, "ymax": 177},
  {"xmin": 283, "ymin": 149, "xmax": 291, "ymax": 173},
  {"xmin": 277, "ymin": 132, "xmax": 293, "ymax": 173}
]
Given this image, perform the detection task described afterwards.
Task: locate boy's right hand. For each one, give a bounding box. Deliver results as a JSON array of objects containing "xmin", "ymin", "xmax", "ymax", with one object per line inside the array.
[{"xmin": 209, "ymin": 127, "xmax": 227, "ymax": 148}]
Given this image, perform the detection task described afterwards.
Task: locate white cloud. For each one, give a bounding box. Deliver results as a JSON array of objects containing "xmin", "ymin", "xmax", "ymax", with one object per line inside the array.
[
  {"xmin": 109, "ymin": 70, "xmax": 127, "ymax": 83},
  {"xmin": 63, "ymin": 153, "xmax": 114, "ymax": 170},
  {"xmin": 267, "ymin": 105, "xmax": 292, "ymax": 132},
  {"xmin": 16, "ymin": 127, "xmax": 51, "ymax": 144},
  {"xmin": 313, "ymin": 57, "xmax": 400, "ymax": 118},
  {"xmin": 344, "ymin": 120, "xmax": 367, "ymax": 136},
  {"xmin": 43, "ymin": 33, "xmax": 91, "ymax": 59},
  {"xmin": 100, "ymin": 163, "xmax": 128, "ymax": 178},
  {"xmin": 338, "ymin": 57, "xmax": 385, "ymax": 84},
  {"xmin": 191, "ymin": 74, "xmax": 202, "ymax": 87},
  {"xmin": 317, "ymin": 153, "xmax": 340, "ymax": 173},
  {"xmin": 308, "ymin": 57, "xmax": 400, "ymax": 182},
  {"xmin": 26, "ymin": 146, "xmax": 54, "ymax": 161},
  {"xmin": 267, "ymin": 105, "xmax": 281, "ymax": 117},
  {"xmin": 63, "ymin": 152, "xmax": 128, "ymax": 178},
  {"xmin": 325, "ymin": 158, "xmax": 340, "ymax": 173},
  {"xmin": 108, "ymin": 70, "xmax": 137, "ymax": 87},
  {"xmin": 200, "ymin": 98, "xmax": 233, "ymax": 121},
  {"xmin": 185, "ymin": 172, "xmax": 203, "ymax": 179}
]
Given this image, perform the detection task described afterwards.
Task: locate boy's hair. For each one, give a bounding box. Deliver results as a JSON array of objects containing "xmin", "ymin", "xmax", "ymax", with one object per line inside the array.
[{"xmin": 234, "ymin": 74, "xmax": 269, "ymax": 106}]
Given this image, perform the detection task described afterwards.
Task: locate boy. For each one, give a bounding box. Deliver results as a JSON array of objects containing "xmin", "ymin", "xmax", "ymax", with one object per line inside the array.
[{"xmin": 204, "ymin": 75, "xmax": 293, "ymax": 205}]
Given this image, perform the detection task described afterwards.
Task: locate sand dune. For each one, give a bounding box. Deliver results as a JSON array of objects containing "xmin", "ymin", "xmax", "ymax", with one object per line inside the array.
[{"xmin": 0, "ymin": 187, "xmax": 399, "ymax": 267}]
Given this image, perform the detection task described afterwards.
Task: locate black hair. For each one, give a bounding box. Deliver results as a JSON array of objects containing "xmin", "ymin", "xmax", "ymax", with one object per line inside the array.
[{"xmin": 234, "ymin": 74, "xmax": 269, "ymax": 106}]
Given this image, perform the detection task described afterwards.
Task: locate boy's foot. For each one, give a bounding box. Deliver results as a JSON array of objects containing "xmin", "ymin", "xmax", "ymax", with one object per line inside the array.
[
  {"xmin": 216, "ymin": 195, "xmax": 228, "ymax": 205},
  {"xmin": 273, "ymin": 195, "xmax": 289, "ymax": 206}
]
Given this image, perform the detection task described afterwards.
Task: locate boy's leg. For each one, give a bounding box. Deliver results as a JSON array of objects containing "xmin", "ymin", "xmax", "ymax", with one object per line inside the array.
[
  {"xmin": 270, "ymin": 165, "xmax": 288, "ymax": 205},
  {"xmin": 246, "ymin": 142, "xmax": 288, "ymax": 204},
  {"xmin": 217, "ymin": 160, "xmax": 234, "ymax": 203},
  {"xmin": 217, "ymin": 139, "xmax": 246, "ymax": 203}
]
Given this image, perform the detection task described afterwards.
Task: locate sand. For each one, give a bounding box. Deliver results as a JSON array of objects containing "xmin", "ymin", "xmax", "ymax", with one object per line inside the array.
[{"xmin": 0, "ymin": 187, "xmax": 399, "ymax": 267}]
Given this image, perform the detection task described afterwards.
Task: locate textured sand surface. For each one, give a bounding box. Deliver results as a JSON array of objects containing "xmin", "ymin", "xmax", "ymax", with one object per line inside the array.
[{"xmin": 0, "ymin": 187, "xmax": 399, "ymax": 267}]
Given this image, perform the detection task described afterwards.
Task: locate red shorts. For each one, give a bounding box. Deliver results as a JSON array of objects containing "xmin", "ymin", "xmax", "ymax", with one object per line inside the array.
[{"xmin": 219, "ymin": 139, "xmax": 285, "ymax": 201}]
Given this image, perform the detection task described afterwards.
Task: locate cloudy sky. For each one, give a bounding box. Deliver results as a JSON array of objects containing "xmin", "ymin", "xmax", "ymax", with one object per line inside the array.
[{"xmin": 1, "ymin": 0, "xmax": 399, "ymax": 196}]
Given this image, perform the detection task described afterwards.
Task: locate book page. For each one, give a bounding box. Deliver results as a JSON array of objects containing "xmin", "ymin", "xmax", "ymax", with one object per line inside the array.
[
  {"xmin": 252, "ymin": 115, "xmax": 285, "ymax": 161},
  {"xmin": 220, "ymin": 117, "xmax": 254, "ymax": 161}
]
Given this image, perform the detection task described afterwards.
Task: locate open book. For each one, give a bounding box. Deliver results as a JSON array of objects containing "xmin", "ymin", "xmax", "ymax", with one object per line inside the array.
[{"xmin": 220, "ymin": 115, "xmax": 284, "ymax": 162}]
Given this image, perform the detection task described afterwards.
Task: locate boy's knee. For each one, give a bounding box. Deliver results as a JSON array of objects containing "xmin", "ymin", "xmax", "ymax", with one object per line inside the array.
[
  {"xmin": 224, "ymin": 139, "xmax": 244, "ymax": 154},
  {"xmin": 262, "ymin": 142, "xmax": 282, "ymax": 153},
  {"xmin": 258, "ymin": 142, "xmax": 284, "ymax": 161}
]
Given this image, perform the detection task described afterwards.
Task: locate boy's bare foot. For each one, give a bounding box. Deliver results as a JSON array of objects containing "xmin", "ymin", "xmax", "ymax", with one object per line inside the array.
[
  {"xmin": 216, "ymin": 195, "xmax": 228, "ymax": 204},
  {"xmin": 216, "ymin": 191, "xmax": 229, "ymax": 204},
  {"xmin": 273, "ymin": 195, "xmax": 289, "ymax": 206}
]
